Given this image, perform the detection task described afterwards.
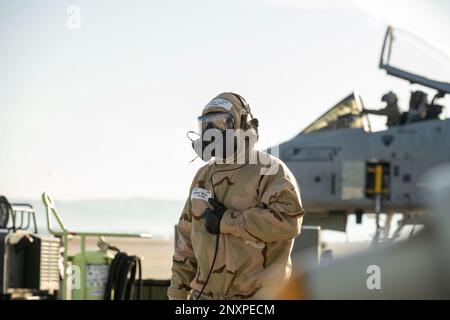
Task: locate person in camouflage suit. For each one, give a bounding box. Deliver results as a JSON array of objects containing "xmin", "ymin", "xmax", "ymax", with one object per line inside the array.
[{"xmin": 168, "ymin": 92, "xmax": 304, "ymax": 300}]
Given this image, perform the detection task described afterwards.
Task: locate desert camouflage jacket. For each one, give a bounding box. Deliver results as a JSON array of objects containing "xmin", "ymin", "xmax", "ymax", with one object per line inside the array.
[{"xmin": 168, "ymin": 151, "xmax": 304, "ymax": 299}]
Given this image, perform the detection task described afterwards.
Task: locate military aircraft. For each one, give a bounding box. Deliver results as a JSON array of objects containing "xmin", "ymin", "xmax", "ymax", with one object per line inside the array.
[{"xmin": 274, "ymin": 26, "xmax": 450, "ymax": 238}]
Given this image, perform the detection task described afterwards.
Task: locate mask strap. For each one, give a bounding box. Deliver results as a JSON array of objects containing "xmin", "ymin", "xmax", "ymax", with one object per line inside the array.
[{"xmin": 228, "ymin": 92, "xmax": 258, "ymax": 133}]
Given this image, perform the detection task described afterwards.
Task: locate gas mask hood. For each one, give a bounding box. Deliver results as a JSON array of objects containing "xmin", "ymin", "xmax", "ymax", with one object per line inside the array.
[{"xmin": 189, "ymin": 92, "xmax": 259, "ymax": 163}]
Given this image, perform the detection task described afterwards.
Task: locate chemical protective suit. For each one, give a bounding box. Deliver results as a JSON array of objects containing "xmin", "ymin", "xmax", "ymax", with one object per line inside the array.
[{"xmin": 168, "ymin": 92, "xmax": 304, "ymax": 300}]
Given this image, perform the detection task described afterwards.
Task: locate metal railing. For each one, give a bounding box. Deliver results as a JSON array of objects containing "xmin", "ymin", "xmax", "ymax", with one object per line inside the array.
[{"xmin": 0, "ymin": 196, "xmax": 38, "ymax": 233}]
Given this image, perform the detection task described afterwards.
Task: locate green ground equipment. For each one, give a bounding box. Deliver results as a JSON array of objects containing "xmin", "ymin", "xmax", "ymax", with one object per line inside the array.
[{"xmin": 42, "ymin": 192, "xmax": 151, "ymax": 300}]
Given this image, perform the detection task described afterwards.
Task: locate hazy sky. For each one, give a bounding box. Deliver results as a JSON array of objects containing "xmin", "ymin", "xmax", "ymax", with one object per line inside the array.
[{"xmin": 1, "ymin": 0, "xmax": 449, "ymax": 201}]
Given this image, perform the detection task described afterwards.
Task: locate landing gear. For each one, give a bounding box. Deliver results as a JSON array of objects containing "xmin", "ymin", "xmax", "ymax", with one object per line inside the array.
[{"xmin": 365, "ymin": 161, "xmax": 391, "ymax": 244}]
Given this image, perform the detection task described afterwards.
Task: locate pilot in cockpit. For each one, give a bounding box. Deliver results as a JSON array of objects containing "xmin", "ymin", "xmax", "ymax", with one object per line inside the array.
[{"xmin": 361, "ymin": 91, "xmax": 402, "ymax": 127}]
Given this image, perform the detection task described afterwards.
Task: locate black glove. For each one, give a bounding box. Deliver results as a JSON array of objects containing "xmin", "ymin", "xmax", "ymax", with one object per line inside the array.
[{"xmin": 204, "ymin": 198, "xmax": 226, "ymax": 235}]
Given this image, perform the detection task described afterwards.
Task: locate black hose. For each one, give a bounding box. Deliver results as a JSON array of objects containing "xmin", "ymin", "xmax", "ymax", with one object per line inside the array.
[
  {"xmin": 196, "ymin": 232, "xmax": 220, "ymax": 300},
  {"xmin": 104, "ymin": 251, "xmax": 142, "ymax": 300}
]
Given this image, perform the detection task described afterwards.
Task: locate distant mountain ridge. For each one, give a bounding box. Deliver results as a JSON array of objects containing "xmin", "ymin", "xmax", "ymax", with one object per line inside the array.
[{"xmin": 8, "ymin": 197, "xmax": 185, "ymax": 239}]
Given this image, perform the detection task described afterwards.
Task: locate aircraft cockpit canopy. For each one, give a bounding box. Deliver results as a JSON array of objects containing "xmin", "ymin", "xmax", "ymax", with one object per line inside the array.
[
  {"xmin": 380, "ymin": 26, "xmax": 450, "ymax": 94},
  {"xmin": 301, "ymin": 93, "xmax": 369, "ymax": 134}
]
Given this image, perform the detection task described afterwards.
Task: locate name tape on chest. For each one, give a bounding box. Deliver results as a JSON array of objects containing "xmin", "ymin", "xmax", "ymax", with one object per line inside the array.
[{"xmin": 191, "ymin": 187, "xmax": 212, "ymax": 202}]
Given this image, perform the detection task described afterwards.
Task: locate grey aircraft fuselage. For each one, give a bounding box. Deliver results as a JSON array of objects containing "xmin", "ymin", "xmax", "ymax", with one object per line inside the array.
[
  {"xmin": 274, "ymin": 26, "xmax": 450, "ymax": 231},
  {"xmin": 277, "ymin": 118, "xmax": 450, "ymax": 229}
]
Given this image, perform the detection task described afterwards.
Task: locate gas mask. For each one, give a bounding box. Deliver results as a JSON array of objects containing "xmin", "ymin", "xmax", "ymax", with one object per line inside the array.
[
  {"xmin": 191, "ymin": 112, "xmax": 236, "ymax": 162},
  {"xmin": 188, "ymin": 93, "xmax": 259, "ymax": 163}
]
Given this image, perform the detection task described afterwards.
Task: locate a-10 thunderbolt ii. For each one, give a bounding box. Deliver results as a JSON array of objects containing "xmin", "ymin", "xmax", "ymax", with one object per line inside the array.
[{"xmin": 273, "ymin": 26, "xmax": 450, "ymax": 240}]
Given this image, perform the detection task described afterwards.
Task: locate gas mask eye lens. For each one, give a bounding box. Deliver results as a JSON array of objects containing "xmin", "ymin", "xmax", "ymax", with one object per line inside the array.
[{"xmin": 198, "ymin": 112, "xmax": 235, "ymax": 133}]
